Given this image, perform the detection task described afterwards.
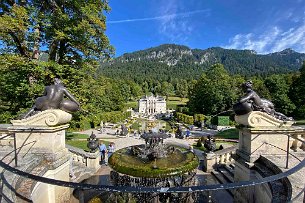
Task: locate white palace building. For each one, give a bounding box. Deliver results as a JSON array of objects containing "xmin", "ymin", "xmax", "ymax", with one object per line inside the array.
[{"xmin": 138, "ymin": 95, "xmax": 166, "ymax": 115}]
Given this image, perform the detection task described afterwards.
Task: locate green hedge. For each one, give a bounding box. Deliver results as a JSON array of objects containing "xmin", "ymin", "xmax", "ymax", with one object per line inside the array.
[
  {"xmin": 211, "ymin": 116, "xmax": 230, "ymax": 126},
  {"xmin": 215, "ymin": 128, "xmax": 239, "ymax": 139},
  {"xmin": 176, "ymin": 112, "xmax": 194, "ymax": 125},
  {"xmin": 194, "ymin": 114, "xmax": 205, "ymax": 122}
]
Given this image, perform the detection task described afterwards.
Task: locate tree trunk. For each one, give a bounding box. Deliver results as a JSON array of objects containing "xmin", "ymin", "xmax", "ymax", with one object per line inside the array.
[
  {"xmin": 58, "ymin": 40, "xmax": 66, "ymax": 64},
  {"xmin": 31, "ymin": 27, "xmax": 40, "ymax": 60},
  {"xmin": 9, "ymin": 32, "xmax": 28, "ymax": 57},
  {"xmin": 49, "ymin": 40, "xmax": 58, "ymax": 61}
]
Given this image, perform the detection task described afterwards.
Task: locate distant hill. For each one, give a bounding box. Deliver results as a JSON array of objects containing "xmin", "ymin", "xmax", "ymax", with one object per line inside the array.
[{"xmin": 99, "ymin": 44, "xmax": 305, "ymax": 81}]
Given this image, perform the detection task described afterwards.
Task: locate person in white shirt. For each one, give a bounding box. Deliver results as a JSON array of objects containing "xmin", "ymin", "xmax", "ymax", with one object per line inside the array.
[{"xmin": 108, "ymin": 143, "xmax": 115, "ymax": 155}]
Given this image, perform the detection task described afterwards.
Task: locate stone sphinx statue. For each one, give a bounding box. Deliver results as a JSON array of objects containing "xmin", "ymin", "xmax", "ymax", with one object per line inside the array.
[
  {"xmin": 23, "ymin": 78, "xmax": 80, "ymax": 118},
  {"xmin": 233, "ymin": 80, "xmax": 292, "ymax": 121},
  {"xmin": 204, "ymin": 135, "xmax": 216, "ymax": 152}
]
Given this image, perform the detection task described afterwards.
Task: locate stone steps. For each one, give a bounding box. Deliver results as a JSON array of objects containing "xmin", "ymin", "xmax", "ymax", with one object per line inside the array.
[
  {"xmin": 253, "ymin": 161, "xmax": 290, "ymax": 202},
  {"xmin": 71, "ymin": 162, "xmax": 96, "ymax": 183},
  {"xmin": 223, "ymin": 164, "xmax": 235, "ymax": 176},
  {"xmin": 217, "ymin": 167, "xmax": 234, "ymax": 183},
  {"xmin": 211, "ymin": 165, "xmax": 235, "ymax": 196}
]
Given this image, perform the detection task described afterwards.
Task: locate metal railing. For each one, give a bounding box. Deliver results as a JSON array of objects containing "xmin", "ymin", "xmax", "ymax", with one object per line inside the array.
[
  {"xmin": 0, "ymin": 133, "xmax": 304, "ymax": 202},
  {"xmin": 0, "ymin": 133, "xmax": 18, "ymax": 167}
]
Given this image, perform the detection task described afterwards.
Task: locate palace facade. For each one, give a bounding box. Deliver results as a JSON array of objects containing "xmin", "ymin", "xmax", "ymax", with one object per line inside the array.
[{"xmin": 138, "ymin": 95, "xmax": 166, "ymax": 115}]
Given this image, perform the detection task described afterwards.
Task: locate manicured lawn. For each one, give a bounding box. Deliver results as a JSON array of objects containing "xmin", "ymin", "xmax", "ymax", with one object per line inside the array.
[
  {"xmin": 166, "ymin": 97, "xmax": 189, "ymax": 110},
  {"xmin": 125, "ymin": 101, "xmax": 138, "ymax": 109},
  {"xmin": 215, "ymin": 128, "xmax": 239, "ymax": 139},
  {"xmin": 167, "ymin": 96, "xmax": 189, "ymax": 103},
  {"xmin": 65, "ymin": 132, "xmax": 89, "ymax": 140},
  {"xmin": 167, "ymin": 100, "xmax": 187, "ymax": 105},
  {"xmin": 130, "ymin": 121, "xmax": 142, "ymax": 130},
  {"xmin": 66, "ymin": 139, "xmax": 110, "ymax": 151},
  {"xmin": 296, "ymin": 120, "xmax": 305, "ymax": 125},
  {"xmin": 66, "ymin": 140, "xmax": 90, "ymax": 151}
]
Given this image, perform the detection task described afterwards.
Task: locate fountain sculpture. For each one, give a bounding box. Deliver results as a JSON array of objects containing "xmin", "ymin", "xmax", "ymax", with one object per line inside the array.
[{"xmin": 107, "ymin": 131, "xmax": 199, "ymax": 203}]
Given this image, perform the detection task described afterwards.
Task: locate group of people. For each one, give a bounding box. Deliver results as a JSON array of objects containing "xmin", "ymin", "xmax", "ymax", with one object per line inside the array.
[{"xmin": 99, "ymin": 141, "xmax": 115, "ymax": 165}]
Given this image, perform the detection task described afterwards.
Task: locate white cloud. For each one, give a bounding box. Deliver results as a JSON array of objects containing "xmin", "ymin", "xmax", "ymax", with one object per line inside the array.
[
  {"xmin": 224, "ymin": 23, "xmax": 305, "ymax": 53},
  {"xmin": 107, "ymin": 9, "xmax": 209, "ymax": 24}
]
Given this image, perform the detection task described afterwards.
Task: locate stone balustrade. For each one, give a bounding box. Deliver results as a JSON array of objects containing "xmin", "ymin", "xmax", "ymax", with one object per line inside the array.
[
  {"xmin": 66, "ymin": 144, "xmax": 100, "ymax": 172},
  {"xmin": 203, "ymin": 146, "xmax": 237, "ymax": 172},
  {"xmin": 0, "ymin": 126, "xmax": 14, "ymax": 146},
  {"xmin": 290, "ymin": 134, "xmax": 305, "ymax": 152}
]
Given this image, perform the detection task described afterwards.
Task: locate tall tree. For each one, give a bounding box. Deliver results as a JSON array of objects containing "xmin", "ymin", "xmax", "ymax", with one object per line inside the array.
[
  {"xmin": 264, "ymin": 74, "xmax": 295, "ymax": 115},
  {"xmin": 289, "ymin": 62, "xmax": 305, "ymax": 118},
  {"xmin": 161, "ymin": 81, "xmax": 174, "ymax": 99},
  {"xmin": 0, "ymin": 1, "xmax": 117, "ymax": 124},
  {"xmin": 176, "ymin": 79, "xmax": 189, "ymax": 98},
  {"xmin": 0, "ymin": 0, "xmax": 114, "ymax": 63},
  {"xmin": 188, "ymin": 64, "xmax": 237, "ymax": 115}
]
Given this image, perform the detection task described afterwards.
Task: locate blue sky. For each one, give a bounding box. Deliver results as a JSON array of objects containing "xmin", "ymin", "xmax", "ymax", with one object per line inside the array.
[{"xmin": 105, "ymin": 0, "xmax": 305, "ymax": 56}]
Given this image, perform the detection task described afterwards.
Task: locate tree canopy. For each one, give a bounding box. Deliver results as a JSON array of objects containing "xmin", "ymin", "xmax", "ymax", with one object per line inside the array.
[
  {"xmin": 188, "ymin": 64, "xmax": 238, "ymax": 115},
  {"xmin": 0, "ymin": 0, "xmax": 114, "ymax": 63}
]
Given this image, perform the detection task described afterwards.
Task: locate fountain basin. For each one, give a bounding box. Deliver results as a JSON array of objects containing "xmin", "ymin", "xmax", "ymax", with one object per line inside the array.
[{"xmin": 108, "ymin": 146, "xmax": 199, "ymax": 178}]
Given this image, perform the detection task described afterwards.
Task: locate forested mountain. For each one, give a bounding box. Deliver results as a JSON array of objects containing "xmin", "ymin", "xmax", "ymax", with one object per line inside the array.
[{"xmin": 99, "ymin": 44, "xmax": 305, "ymax": 81}]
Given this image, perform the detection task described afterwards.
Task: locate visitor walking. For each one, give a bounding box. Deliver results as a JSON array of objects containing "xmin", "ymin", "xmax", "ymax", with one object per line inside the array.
[
  {"xmin": 99, "ymin": 141, "xmax": 107, "ymax": 165},
  {"xmin": 108, "ymin": 142, "xmax": 115, "ymax": 157},
  {"xmin": 186, "ymin": 128, "xmax": 191, "ymax": 139}
]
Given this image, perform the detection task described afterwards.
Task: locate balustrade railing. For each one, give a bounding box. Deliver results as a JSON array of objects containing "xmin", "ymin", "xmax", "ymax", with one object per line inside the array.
[
  {"xmin": 0, "ymin": 132, "xmax": 18, "ymax": 167},
  {"xmin": 66, "ymin": 144, "xmax": 100, "ymax": 172}
]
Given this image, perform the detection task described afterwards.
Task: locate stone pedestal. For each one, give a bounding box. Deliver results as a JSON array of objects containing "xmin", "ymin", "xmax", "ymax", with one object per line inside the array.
[
  {"xmin": 203, "ymin": 152, "xmax": 216, "ymax": 172},
  {"xmin": 10, "ymin": 109, "xmax": 72, "ymax": 203},
  {"xmin": 87, "ymin": 151, "xmax": 100, "ymax": 171},
  {"xmin": 233, "ymin": 111, "xmax": 296, "ymax": 203},
  {"xmin": 234, "ymin": 111, "xmax": 294, "ymax": 128},
  {"xmin": 236, "ymin": 127, "xmax": 291, "ymax": 163}
]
